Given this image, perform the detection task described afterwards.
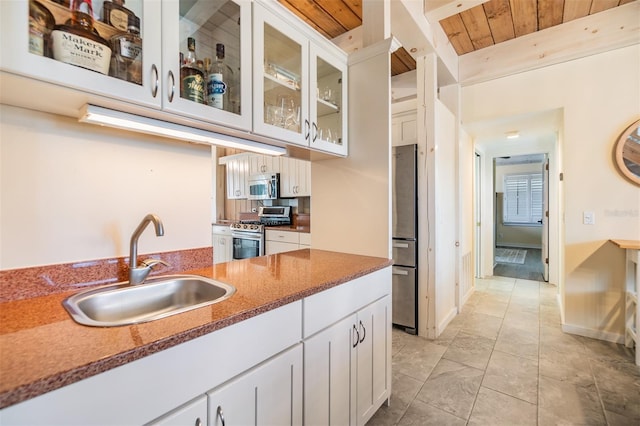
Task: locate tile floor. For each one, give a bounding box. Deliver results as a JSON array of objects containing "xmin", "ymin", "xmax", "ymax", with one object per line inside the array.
[{"xmin": 367, "ymin": 276, "xmax": 640, "ymax": 426}]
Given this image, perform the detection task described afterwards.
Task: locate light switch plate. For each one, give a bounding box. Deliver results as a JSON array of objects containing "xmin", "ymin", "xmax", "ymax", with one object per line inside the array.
[{"xmin": 583, "ymin": 211, "xmax": 595, "ymax": 225}]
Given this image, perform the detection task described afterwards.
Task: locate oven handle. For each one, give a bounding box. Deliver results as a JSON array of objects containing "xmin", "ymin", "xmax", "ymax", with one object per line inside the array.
[{"xmin": 231, "ymin": 232, "xmax": 263, "ymax": 241}]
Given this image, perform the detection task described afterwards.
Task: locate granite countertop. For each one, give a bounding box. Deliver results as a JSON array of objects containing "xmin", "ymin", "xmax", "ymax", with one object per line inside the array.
[{"xmin": 0, "ymin": 249, "xmax": 391, "ymax": 409}]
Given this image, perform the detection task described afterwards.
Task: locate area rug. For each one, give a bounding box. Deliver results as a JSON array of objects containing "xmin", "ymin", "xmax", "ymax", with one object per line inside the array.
[{"xmin": 495, "ymin": 248, "xmax": 527, "ymax": 264}]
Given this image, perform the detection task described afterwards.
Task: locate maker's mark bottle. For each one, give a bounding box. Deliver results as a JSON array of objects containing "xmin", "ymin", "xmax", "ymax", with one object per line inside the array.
[{"xmin": 51, "ymin": 0, "xmax": 112, "ymax": 75}]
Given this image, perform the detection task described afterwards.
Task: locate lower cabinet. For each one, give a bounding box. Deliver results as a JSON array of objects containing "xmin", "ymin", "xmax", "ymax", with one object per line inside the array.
[
  {"xmin": 148, "ymin": 396, "xmax": 207, "ymax": 426},
  {"xmin": 303, "ymin": 268, "xmax": 392, "ymax": 426},
  {"xmin": 265, "ymin": 230, "xmax": 311, "ymax": 255},
  {"xmin": 212, "ymin": 225, "xmax": 233, "ymax": 264},
  {"xmin": 208, "ymin": 344, "xmax": 302, "ymax": 426}
]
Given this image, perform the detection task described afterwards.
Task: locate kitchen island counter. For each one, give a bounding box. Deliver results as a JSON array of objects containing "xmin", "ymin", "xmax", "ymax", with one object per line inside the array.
[{"xmin": 0, "ymin": 249, "xmax": 391, "ymax": 409}]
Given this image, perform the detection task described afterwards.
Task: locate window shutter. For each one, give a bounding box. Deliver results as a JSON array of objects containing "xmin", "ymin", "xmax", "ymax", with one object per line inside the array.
[{"xmin": 503, "ymin": 173, "xmax": 543, "ymax": 224}]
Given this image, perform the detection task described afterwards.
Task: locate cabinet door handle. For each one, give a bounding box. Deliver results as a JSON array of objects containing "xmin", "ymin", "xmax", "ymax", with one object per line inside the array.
[
  {"xmin": 216, "ymin": 406, "xmax": 226, "ymax": 426},
  {"xmin": 168, "ymin": 71, "xmax": 175, "ymax": 103},
  {"xmin": 352, "ymin": 324, "xmax": 359, "ymax": 348},
  {"xmin": 312, "ymin": 122, "xmax": 318, "ymax": 142},
  {"xmin": 305, "ymin": 119, "xmax": 310, "ymax": 141},
  {"xmin": 359, "ymin": 320, "xmax": 366, "ymax": 343},
  {"xmin": 195, "ymin": 417, "xmax": 202, "ymax": 426},
  {"xmin": 151, "ymin": 64, "xmax": 159, "ymax": 98}
]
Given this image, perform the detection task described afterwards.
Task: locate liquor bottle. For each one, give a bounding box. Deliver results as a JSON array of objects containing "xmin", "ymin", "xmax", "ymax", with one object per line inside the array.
[
  {"xmin": 207, "ymin": 43, "xmax": 233, "ymax": 111},
  {"xmin": 102, "ymin": 0, "xmax": 136, "ymax": 32},
  {"xmin": 180, "ymin": 37, "xmax": 205, "ymax": 104},
  {"xmin": 110, "ymin": 15, "xmax": 142, "ymax": 85},
  {"xmin": 28, "ymin": 0, "xmax": 55, "ymax": 58},
  {"xmin": 51, "ymin": 0, "xmax": 112, "ymax": 75}
]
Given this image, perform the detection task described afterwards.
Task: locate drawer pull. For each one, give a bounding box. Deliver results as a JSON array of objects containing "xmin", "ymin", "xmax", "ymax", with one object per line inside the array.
[
  {"xmin": 392, "ymin": 268, "xmax": 409, "ymax": 276},
  {"xmin": 393, "ymin": 242, "xmax": 409, "ymax": 249}
]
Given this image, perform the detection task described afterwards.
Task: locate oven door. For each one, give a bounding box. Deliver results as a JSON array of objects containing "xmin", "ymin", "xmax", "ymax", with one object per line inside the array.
[{"xmin": 232, "ymin": 233, "xmax": 263, "ymax": 259}]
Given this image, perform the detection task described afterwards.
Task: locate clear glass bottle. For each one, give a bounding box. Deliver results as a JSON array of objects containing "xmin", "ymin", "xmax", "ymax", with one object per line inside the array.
[
  {"xmin": 180, "ymin": 37, "xmax": 205, "ymax": 104},
  {"xmin": 28, "ymin": 0, "xmax": 55, "ymax": 58},
  {"xmin": 207, "ymin": 43, "xmax": 233, "ymax": 111},
  {"xmin": 102, "ymin": 0, "xmax": 135, "ymax": 32},
  {"xmin": 50, "ymin": 0, "xmax": 112, "ymax": 74},
  {"xmin": 110, "ymin": 15, "xmax": 142, "ymax": 85}
]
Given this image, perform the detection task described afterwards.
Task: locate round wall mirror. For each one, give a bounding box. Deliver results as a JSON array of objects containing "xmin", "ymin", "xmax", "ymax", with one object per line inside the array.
[{"xmin": 614, "ymin": 118, "xmax": 640, "ymax": 186}]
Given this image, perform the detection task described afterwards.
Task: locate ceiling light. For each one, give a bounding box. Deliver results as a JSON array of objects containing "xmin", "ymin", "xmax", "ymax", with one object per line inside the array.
[
  {"xmin": 79, "ymin": 105, "xmax": 287, "ymax": 156},
  {"xmin": 505, "ymin": 131, "xmax": 520, "ymax": 139}
]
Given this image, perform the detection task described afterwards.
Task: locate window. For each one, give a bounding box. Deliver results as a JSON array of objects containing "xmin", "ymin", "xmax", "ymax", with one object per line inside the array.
[{"xmin": 503, "ymin": 173, "xmax": 543, "ymax": 225}]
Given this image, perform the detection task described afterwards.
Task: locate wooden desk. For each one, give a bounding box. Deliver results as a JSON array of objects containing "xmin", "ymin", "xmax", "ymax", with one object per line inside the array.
[{"xmin": 611, "ymin": 239, "xmax": 640, "ymax": 366}]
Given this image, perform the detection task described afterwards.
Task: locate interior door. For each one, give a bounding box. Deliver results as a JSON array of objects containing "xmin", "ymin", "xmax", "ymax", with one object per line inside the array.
[{"xmin": 542, "ymin": 156, "xmax": 549, "ymax": 281}]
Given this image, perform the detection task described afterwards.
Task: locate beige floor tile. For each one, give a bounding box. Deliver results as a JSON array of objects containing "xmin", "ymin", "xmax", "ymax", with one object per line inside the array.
[
  {"xmin": 482, "ymin": 350, "xmax": 538, "ymax": 404},
  {"xmin": 473, "ymin": 299, "xmax": 509, "ymax": 318},
  {"xmin": 539, "ymin": 345, "xmax": 595, "ymax": 386},
  {"xmin": 415, "ymin": 359, "xmax": 484, "ymax": 420},
  {"xmin": 396, "ymin": 399, "xmax": 467, "ymax": 426},
  {"xmin": 442, "ymin": 331, "xmax": 495, "ymax": 370},
  {"xmin": 366, "ymin": 371, "xmax": 424, "ymax": 426},
  {"xmin": 468, "ymin": 386, "xmax": 537, "ymax": 426},
  {"xmin": 392, "ymin": 338, "xmax": 447, "ymax": 382},
  {"xmin": 538, "ymin": 375, "xmax": 606, "ymax": 425},
  {"xmin": 460, "ymin": 312, "xmax": 504, "ymax": 340},
  {"xmin": 494, "ymin": 324, "xmax": 539, "ymax": 360},
  {"xmin": 590, "ymin": 358, "xmax": 640, "ymax": 421}
]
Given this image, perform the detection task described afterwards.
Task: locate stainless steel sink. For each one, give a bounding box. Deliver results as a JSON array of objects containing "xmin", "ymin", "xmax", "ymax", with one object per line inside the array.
[{"xmin": 63, "ymin": 275, "xmax": 236, "ymax": 327}]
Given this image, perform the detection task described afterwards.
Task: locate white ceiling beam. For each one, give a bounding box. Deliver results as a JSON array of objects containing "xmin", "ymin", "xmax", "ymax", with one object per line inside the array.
[
  {"xmin": 363, "ymin": 0, "xmax": 391, "ymax": 46},
  {"xmin": 459, "ymin": 1, "xmax": 640, "ymax": 85},
  {"xmin": 424, "ymin": 0, "xmax": 487, "ymax": 23},
  {"xmin": 332, "ymin": 26, "xmax": 363, "ymax": 54}
]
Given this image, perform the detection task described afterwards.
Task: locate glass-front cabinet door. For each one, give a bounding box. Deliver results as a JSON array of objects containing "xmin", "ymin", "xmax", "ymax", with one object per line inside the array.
[
  {"xmin": 253, "ymin": 3, "xmax": 309, "ymax": 147},
  {"xmin": 0, "ymin": 0, "xmax": 162, "ymax": 108},
  {"xmin": 161, "ymin": 0, "xmax": 251, "ymax": 131},
  {"xmin": 310, "ymin": 45, "xmax": 347, "ymax": 155}
]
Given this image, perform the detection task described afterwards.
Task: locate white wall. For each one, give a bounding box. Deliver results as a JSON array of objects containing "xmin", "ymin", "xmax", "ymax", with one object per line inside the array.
[
  {"xmin": 434, "ymin": 100, "xmax": 458, "ymax": 334},
  {"xmin": 0, "ymin": 105, "xmax": 213, "ymax": 269},
  {"xmin": 462, "ymin": 44, "xmax": 640, "ymax": 342},
  {"xmin": 458, "ymin": 127, "xmax": 474, "ymax": 306}
]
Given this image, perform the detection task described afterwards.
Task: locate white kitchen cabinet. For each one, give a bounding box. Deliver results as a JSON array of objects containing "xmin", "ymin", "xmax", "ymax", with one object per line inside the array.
[
  {"xmin": 392, "ymin": 110, "xmax": 418, "ymax": 147},
  {"xmin": 148, "ymin": 395, "xmax": 207, "ymax": 426},
  {"xmin": 219, "ymin": 153, "xmax": 249, "ymax": 199},
  {"xmin": 248, "ymin": 154, "xmax": 280, "ymax": 175},
  {"xmin": 304, "ymin": 314, "xmax": 355, "ymax": 425},
  {"xmin": 160, "ymin": 0, "xmax": 252, "ymax": 131},
  {"xmin": 212, "ymin": 225, "xmax": 233, "ymax": 264},
  {"xmin": 0, "ymin": 0, "xmax": 162, "ymax": 109},
  {"xmin": 252, "ymin": 2, "xmax": 347, "ymax": 155},
  {"xmin": 279, "ymin": 157, "xmax": 311, "ymax": 197},
  {"xmin": 356, "ymin": 297, "xmax": 390, "ymax": 425},
  {"xmin": 303, "ymin": 268, "xmax": 392, "ymax": 426},
  {"xmin": 265, "ymin": 230, "xmax": 311, "ymax": 255},
  {"xmin": 208, "ymin": 344, "xmax": 302, "ymax": 426},
  {"xmin": 0, "ymin": 0, "xmax": 252, "ymax": 131}
]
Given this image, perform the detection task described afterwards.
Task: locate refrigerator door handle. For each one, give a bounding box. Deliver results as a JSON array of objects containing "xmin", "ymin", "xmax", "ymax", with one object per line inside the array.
[
  {"xmin": 392, "ymin": 267, "xmax": 409, "ymax": 275},
  {"xmin": 393, "ymin": 242, "xmax": 410, "ymax": 248}
]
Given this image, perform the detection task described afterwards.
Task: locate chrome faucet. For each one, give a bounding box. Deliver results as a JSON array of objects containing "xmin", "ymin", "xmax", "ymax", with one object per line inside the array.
[{"xmin": 129, "ymin": 214, "xmax": 168, "ymax": 285}]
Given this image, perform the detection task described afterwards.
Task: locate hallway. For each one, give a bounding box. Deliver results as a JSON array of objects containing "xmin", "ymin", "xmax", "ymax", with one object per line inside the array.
[{"xmin": 367, "ymin": 277, "xmax": 640, "ymax": 425}]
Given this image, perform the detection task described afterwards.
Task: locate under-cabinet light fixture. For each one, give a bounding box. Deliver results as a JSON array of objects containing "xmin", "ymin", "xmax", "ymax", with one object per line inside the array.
[{"xmin": 79, "ymin": 104, "xmax": 287, "ymax": 156}]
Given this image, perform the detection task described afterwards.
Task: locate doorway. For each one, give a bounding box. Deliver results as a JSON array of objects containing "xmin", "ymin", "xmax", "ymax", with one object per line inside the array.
[{"xmin": 493, "ymin": 154, "xmax": 547, "ymax": 281}]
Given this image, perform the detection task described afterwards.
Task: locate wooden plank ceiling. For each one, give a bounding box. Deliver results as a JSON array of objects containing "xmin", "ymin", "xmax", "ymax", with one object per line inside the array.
[{"xmin": 277, "ymin": 0, "xmax": 634, "ymax": 76}]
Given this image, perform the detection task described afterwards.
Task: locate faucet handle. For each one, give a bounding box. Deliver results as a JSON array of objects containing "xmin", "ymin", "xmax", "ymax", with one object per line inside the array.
[{"xmin": 140, "ymin": 258, "xmax": 170, "ymax": 269}]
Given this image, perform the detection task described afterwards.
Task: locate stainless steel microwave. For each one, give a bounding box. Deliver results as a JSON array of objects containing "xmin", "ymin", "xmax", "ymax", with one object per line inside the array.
[{"xmin": 248, "ymin": 173, "xmax": 279, "ymax": 200}]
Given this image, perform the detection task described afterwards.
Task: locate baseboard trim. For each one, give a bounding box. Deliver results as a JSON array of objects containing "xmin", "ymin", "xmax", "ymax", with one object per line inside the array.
[
  {"xmin": 462, "ymin": 286, "xmax": 475, "ymax": 308},
  {"xmin": 561, "ymin": 323, "xmax": 624, "ymax": 344},
  {"xmin": 437, "ymin": 307, "xmax": 458, "ymax": 336}
]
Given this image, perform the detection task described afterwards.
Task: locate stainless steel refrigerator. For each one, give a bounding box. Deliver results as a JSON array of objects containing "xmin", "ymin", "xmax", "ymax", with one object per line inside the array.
[{"xmin": 392, "ymin": 144, "xmax": 418, "ymax": 334}]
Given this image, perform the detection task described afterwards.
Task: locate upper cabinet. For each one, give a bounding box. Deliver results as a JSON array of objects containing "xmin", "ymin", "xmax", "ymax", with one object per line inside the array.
[
  {"xmin": 252, "ymin": 2, "xmax": 347, "ymax": 156},
  {"xmin": 161, "ymin": 0, "xmax": 252, "ymax": 130},
  {"xmin": 1, "ymin": 0, "xmax": 346, "ymax": 156},
  {"xmin": 1, "ymin": 0, "xmax": 162, "ymax": 108}
]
